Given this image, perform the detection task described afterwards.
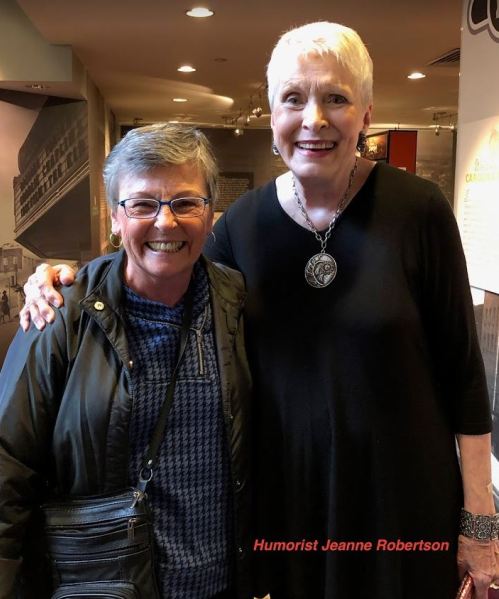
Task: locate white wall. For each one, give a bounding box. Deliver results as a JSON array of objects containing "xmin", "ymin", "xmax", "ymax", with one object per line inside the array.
[{"xmin": 455, "ymin": 0, "xmax": 499, "ymax": 295}]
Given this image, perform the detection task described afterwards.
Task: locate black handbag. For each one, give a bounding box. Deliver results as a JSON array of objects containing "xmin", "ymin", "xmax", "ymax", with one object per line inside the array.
[
  {"xmin": 42, "ymin": 488, "xmax": 155, "ymax": 598},
  {"xmin": 41, "ymin": 285, "xmax": 194, "ymax": 599}
]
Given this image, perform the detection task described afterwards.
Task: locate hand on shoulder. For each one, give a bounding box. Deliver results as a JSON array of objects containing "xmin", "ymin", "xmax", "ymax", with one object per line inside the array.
[{"xmin": 20, "ymin": 263, "xmax": 76, "ymax": 331}]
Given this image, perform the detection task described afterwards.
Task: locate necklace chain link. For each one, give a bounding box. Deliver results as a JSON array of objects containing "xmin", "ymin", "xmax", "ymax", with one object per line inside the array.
[{"xmin": 293, "ymin": 157, "xmax": 358, "ymax": 253}]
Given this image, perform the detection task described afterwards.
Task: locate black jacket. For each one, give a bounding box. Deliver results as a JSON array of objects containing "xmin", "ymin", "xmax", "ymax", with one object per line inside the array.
[{"xmin": 0, "ymin": 250, "xmax": 252, "ymax": 598}]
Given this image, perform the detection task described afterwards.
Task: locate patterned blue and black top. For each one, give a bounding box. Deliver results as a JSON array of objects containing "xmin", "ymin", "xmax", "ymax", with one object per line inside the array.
[{"xmin": 124, "ymin": 261, "xmax": 232, "ymax": 598}]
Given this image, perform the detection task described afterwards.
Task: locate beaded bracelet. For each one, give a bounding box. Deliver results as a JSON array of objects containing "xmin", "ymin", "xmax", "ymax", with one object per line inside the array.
[{"xmin": 460, "ymin": 508, "xmax": 499, "ymax": 540}]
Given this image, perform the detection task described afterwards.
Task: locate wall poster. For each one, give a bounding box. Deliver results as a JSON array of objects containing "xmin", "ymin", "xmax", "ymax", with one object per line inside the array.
[
  {"xmin": 455, "ymin": 117, "xmax": 499, "ymax": 295},
  {"xmin": 457, "ymin": 0, "xmax": 499, "ymax": 498},
  {"xmin": 0, "ymin": 94, "xmax": 84, "ymax": 367}
]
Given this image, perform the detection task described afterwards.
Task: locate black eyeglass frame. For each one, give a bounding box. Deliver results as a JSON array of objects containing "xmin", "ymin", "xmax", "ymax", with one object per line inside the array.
[{"xmin": 116, "ymin": 196, "xmax": 211, "ymax": 219}]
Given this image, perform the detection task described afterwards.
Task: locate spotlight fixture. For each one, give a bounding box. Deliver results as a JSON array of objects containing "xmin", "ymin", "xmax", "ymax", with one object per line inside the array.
[
  {"xmin": 178, "ymin": 65, "xmax": 196, "ymax": 73},
  {"xmin": 186, "ymin": 7, "xmax": 214, "ymax": 17},
  {"xmin": 432, "ymin": 110, "xmax": 457, "ymax": 135},
  {"xmin": 173, "ymin": 98, "xmax": 188, "ymax": 102},
  {"xmin": 249, "ymin": 90, "xmax": 264, "ymax": 118},
  {"xmin": 407, "ymin": 72, "xmax": 426, "ymax": 80}
]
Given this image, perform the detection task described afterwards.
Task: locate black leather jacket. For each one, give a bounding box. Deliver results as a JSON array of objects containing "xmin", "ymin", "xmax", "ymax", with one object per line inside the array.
[{"xmin": 0, "ymin": 250, "xmax": 252, "ymax": 598}]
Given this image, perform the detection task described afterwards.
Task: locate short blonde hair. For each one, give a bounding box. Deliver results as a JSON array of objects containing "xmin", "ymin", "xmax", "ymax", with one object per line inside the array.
[{"xmin": 267, "ymin": 21, "xmax": 373, "ymax": 109}]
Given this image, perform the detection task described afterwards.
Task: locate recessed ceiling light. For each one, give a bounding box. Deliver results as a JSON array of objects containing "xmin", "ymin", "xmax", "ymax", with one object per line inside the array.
[
  {"xmin": 186, "ymin": 7, "xmax": 214, "ymax": 17},
  {"xmin": 173, "ymin": 98, "xmax": 188, "ymax": 102},
  {"xmin": 408, "ymin": 72, "xmax": 426, "ymax": 80},
  {"xmin": 178, "ymin": 65, "xmax": 196, "ymax": 73}
]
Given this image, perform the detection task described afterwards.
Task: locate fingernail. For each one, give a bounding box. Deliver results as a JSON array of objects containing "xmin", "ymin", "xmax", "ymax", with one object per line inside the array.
[{"xmin": 53, "ymin": 299, "xmax": 61, "ymax": 307}]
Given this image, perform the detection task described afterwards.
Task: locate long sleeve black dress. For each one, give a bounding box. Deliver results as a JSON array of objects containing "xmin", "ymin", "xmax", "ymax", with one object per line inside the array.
[{"xmin": 204, "ymin": 162, "xmax": 491, "ymax": 599}]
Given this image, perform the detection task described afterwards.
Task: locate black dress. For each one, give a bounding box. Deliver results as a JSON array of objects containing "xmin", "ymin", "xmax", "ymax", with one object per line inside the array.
[{"xmin": 204, "ymin": 163, "xmax": 491, "ymax": 599}]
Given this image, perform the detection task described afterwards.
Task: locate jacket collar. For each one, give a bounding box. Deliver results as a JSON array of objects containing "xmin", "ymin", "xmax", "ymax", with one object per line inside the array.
[
  {"xmin": 202, "ymin": 255, "xmax": 245, "ymax": 307},
  {"xmin": 79, "ymin": 250, "xmax": 130, "ymax": 367},
  {"xmin": 78, "ymin": 251, "xmax": 246, "ymax": 367},
  {"xmin": 202, "ymin": 255, "xmax": 246, "ymax": 341}
]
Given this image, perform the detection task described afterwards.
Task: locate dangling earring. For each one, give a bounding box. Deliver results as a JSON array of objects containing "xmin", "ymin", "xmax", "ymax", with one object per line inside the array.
[
  {"xmin": 271, "ymin": 141, "xmax": 280, "ymax": 156},
  {"xmin": 356, "ymin": 131, "xmax": 367, "ymax": 153},
  {"xmin": 109, "ymin": 232, "xmax": 122, "ymax": 249}
]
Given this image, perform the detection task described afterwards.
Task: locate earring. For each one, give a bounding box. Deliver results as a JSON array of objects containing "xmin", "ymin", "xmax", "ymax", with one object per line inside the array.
[
  {"xmin": 211, "ymin": 231, "xmax": 217, "ymax": 243},
  {"xmin": 356, "ymin": 131, "xmax": 367, "ymax": 153},
  {"xmin": 109, "ymin": 232, "xmax": 122, "ymax": 249},
  {"xmin": 271, "ymin": 142, "xmax": 280, "ymax": 156}
]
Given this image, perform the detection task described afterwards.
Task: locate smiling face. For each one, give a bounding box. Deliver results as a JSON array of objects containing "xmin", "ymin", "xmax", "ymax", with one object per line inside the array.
[
  {"xmin": 111, "ymin": 162, "xmax": 213, "ymax": 304},
  {"xmin": 271, "ymin": 52, "xmax": 372, "ymax": 184}
]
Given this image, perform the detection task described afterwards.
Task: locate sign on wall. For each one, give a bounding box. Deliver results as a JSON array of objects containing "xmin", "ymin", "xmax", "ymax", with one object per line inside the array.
[
  {"xmin": 467, "ymin": 0, "xmax": 499, "ymax": 42},
  {"xmin": 216, "ymin": 172, "xmax": 254, "ymax": 212},
  {"xmin": 455, "ymin": 0, "xmax": 499, "ymax": 295},
  {"xmin": 455, "ymin": 117, "xmax": 499, "ymax": 294},
  {"xmin": 456, "ymin": 0, "xmax": 499, "ymax": 492}
]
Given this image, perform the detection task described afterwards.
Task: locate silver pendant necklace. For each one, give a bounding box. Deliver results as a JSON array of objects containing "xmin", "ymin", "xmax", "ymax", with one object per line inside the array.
[{"xmin": 293, "ymin": 157, "xmax": 358, "ymax": 288}]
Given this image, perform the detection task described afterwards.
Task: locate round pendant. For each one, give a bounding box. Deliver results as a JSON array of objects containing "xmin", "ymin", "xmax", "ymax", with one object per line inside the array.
[{"xmin": 304, "ymin": 253, "xmax": 337, "ymax": 288}]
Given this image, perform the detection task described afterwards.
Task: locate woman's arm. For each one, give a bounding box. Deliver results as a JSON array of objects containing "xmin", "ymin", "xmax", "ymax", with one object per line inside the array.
[
  {"xmin": 456, "ymin": 434, "xmax": 498, "ymax": 599},
  {"xmin": 0, "ymin": 323, "xmax": 67, "ymax": 596},
  {"xmin": 458, "ymin": 433, "xmax": 495, "ymax": 515},
  {"xmin": 20, "ymin": 207, "xmax": 237, "ymax": 332},
  {"xmin": 416, "ymin": 185, "xmax": 495, "ymax": 597}
]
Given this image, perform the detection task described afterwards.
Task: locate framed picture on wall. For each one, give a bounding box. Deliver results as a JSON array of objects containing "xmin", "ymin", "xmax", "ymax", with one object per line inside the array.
[
  {"xmin": 364, "ymin": 132, "xmax": 388, "ymax": 161},
  {"xmin": 363, "ymin": 130, "xmax": 417, "ymax": 172}
]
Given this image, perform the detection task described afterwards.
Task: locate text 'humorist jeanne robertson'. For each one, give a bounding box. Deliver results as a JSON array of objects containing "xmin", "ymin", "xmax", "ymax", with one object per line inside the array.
[{"xmin": 253, "ymin": 539, "xmax": 450, "ymax": 552}]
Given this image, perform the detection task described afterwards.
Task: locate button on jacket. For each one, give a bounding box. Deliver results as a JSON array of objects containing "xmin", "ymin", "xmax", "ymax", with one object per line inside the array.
[{"xmin": 0, "ymin": 250, "xmax": 252, "ymax": 599}]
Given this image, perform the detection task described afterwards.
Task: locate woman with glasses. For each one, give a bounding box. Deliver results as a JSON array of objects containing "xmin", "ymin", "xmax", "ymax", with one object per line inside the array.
[{"xmin": 0, "ymin": 124, "xmax": 251, "ymax": 599}]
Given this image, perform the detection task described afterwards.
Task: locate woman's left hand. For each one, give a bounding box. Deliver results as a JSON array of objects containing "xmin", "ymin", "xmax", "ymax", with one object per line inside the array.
[{"xmin": 457, "ymin": 535, "xmax": 499, "ymax": 598}]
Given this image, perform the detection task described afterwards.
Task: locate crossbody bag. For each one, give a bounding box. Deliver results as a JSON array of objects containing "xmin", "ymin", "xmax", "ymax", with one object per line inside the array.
[{"xmin": 41, "ymin": 284, "xmax": 194, "ymax": 599}]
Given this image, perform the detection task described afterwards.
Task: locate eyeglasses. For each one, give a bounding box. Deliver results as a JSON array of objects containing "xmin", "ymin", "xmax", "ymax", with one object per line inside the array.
[{"xmin": 117, "ymin": 197, "xmax": 210, "ymax": 219}]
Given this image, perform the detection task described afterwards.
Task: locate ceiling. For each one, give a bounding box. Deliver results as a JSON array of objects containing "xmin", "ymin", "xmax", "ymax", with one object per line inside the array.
[{"xmin": 12, "ymin": 0, "xmax": 462, "ymax": 130}]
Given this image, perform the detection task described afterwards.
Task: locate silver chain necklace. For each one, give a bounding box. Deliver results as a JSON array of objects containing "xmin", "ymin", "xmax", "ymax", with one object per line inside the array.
[{"xmin": 293, "ymin": 157, "xmax": 358, "ymax": 288}]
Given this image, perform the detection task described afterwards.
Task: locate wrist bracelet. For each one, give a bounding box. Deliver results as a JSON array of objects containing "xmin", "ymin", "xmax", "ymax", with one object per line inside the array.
[{"xmin": 460, "ymin": 508, "xmax": 499, "ymax": 540}]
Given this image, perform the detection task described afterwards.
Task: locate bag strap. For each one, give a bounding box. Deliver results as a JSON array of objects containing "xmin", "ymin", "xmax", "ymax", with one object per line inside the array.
[{"xmin": 137, "ymin": 281, "xmax": 194, "ymax": 493}]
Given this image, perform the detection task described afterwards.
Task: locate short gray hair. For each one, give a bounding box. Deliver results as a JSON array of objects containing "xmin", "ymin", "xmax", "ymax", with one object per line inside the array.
[
  {"xmin": 103, "ymin": 123, "xmax": 218, "ymax": 207},
  {"xmin": 267, "ymin": 21, "xmax": 373, "ymax": 110}
]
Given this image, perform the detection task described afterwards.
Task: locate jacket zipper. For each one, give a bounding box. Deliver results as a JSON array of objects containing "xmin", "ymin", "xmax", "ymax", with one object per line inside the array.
[
  {"xmin": 195, "ymin": 329, "xmax": 205, "ymax": 376},
  {"xmin": 194, "ymin": 306, "xmax": 208, "ymax": 376}
]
